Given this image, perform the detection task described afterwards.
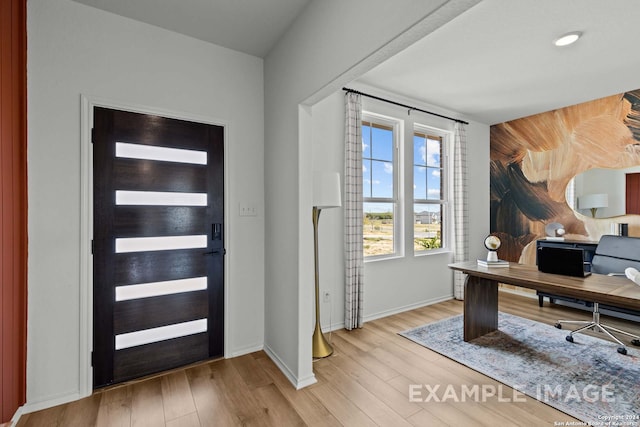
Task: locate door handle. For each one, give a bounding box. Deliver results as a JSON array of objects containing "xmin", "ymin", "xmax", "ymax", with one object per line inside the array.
[
  {"xmin": 203, "ymin": 249, "xmax": 226, "ymax": 256},
  {"xmin": 212, "ymin": 223, "xmax": 222, "ymax": 240}
]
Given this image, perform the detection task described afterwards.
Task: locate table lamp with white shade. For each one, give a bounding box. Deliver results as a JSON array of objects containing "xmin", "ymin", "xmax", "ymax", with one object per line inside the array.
[{"xmin": 578, "ymin": 193, "xmax": 608, "ymax": 218}]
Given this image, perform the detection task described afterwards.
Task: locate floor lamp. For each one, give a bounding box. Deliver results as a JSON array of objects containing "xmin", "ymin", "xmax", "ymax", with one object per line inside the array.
[{"xmin": 312, "ymin": 171, "xmax": 341, "ymax": 358}]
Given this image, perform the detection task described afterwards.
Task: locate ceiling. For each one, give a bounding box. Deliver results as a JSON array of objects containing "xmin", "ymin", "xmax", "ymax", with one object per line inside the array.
[
  {"xmin": 358, "ymin": 0, "xmax": 640, "ymax": 124},
  {"xmin": 71, "ymin": 0, "xmax": 312, "ymax": 58},
  {"xmin": 71, "ymin": 0, "xmax": 640, "ymax": 125}
]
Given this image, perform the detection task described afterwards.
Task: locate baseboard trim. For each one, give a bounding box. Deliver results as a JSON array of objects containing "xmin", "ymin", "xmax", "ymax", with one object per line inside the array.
[
  {"xmin": 10, "ymin": 405, "xmax": 24, "ymax": 425},
  {"xmin": 17, "ymin": 391, "xmax": 82, "ymax": 418},
  {"xmin": 322, "ymin": 320, "xmax": 345, "ymax": 332},
  {"xmin": 364, "ymin": 294, "xmax": 454, "ymax": 323},
  {"xmin": 294, "ymin": 372, "xmax": 318, "ymax": 390},
  {"xmin": 229, "ymin": 343, "xmax": 264, "ymax": 358},
  {"xmin": 320, "ymin": 294, "xmax": 456, "ymax": 332},
  {"xmin": 263, "ymin": 344, "xmax": 317, "ymax": 390}
]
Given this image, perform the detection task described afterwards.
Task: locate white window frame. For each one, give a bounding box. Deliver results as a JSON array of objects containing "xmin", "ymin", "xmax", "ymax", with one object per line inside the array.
[
  {"xmin": 362, "ymin": 112, "xmax": 403, "ymax": 261},
  {"xmin": 412, "ymin": 124, "xmax": 451, "ymax": 256}
]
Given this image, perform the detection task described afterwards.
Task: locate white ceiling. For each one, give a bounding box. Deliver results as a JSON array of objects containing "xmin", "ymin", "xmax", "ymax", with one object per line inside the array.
[
  {"xmin": 71, "ymin": 0, "xmax": 312, "ymax": 58},
  {"xmin": 71, "ymin": 0, "xmax": 640, "ymax": 125},
  {"xmin": 358, "ymin": 0, "xmax": 640, "ymax": 124}
]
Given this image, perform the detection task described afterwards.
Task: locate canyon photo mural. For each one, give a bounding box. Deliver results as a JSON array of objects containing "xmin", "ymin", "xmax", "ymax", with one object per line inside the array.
[{"xmin": 490, "ymin": 89, "xmax": 640, "ymax": 264}]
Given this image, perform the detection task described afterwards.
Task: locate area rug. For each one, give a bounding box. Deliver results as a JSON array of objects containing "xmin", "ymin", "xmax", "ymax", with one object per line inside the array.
[{"xmin": 400, "ymin": 312, "xmax": 640, "ymax": 425}]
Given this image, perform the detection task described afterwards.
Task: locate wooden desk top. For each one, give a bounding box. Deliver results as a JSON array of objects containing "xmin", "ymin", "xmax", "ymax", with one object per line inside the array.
[
  {"xmin": 449, "ymin": 261, "xmax": 640, "ymax": 311},
  {"xmin": 537, "ymin": 239, "xmax": 599, "ymax": 245}
]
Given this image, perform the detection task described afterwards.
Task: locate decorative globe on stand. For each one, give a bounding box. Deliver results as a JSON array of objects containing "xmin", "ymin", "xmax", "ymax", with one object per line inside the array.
[{"xmin": 484, "ymin": 235, "xmax": 502, "ymax": 262}]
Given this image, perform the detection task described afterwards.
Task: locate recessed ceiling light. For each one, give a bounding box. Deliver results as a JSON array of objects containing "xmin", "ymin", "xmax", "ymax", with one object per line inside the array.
[{"xmin": 554, "ymin": 32, "xmax": 582, "ymax": 47}]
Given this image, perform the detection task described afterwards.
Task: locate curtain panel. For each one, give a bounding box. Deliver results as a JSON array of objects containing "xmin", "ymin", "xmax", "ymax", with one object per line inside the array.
[
  {"xmin": 453, "ymin": 122, "xmax": 469, "ymax": 300},
  {"xmin": 344, "ymin": 93, "xmax": 365, "ymax": 329}
]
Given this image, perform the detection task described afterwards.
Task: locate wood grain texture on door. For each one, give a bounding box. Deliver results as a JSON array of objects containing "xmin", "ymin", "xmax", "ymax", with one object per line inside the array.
[{"xmin": 93, "ymin": 107, "xmax": 224, "ymax": 387}]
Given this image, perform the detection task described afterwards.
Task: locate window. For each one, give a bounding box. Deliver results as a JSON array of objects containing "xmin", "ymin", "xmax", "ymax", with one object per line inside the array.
[
  {"xmin": 413, "ymin": 128, "xmax": 447, "ymax": 252},
  {"xmin": 362, "ymin": 116, "xmax": 400, "ymax": 258},
  {"xmin": 361, "ymin": 112, "xmax": 451, "ymax": 260}
]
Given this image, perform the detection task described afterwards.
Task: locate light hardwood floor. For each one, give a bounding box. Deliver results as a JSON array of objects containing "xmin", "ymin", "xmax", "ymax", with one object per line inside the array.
[{"xmin": 16, "ymin": 292, "xmax": 640, "ymax": 426}]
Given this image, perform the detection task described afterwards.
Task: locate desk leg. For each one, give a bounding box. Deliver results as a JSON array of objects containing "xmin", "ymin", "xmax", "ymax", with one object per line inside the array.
[{"xmin": 464, "ymin": 275, "xmax": 498, "ymax": 341}]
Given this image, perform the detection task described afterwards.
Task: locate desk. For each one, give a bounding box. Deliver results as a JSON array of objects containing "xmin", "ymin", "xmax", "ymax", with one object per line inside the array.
[
  {"xmin": 448, "ymin": 261, "xmax": 640, "ymax": 342},
  {"xmin": 535, "ymin": 239, "xmax": 598, "ymax": 307}
]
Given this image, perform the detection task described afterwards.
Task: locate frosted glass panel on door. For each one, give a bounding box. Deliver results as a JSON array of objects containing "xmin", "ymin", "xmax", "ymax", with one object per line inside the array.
[
  {"xmin": 116, "ymin": 142, "xmax": 207, "ymax": 164},
  {"xmin": 115, "ymin": 318, "xmax": 208, "ymax": 350},
  {"xmin": 115, "ymin": 277, "xmax": 208, "ymax": 301},
  {"xmin": 115, "ymin": 191, "xmax": 207, "ymax": 206},
  {"xmin": 115, "ymin": 235, "xmax": 207, "ymax": 253}
]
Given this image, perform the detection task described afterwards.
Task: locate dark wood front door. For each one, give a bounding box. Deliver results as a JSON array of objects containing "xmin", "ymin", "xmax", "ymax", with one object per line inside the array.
[{"xmin": 92, "ymin": 107, "xmax": 224, "ymax": 388}]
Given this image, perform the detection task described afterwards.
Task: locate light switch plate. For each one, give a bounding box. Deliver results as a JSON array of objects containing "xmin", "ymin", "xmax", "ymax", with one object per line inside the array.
[{"xmin": 239, "ymin": 203, "xmax": 257, "ymax": 217}]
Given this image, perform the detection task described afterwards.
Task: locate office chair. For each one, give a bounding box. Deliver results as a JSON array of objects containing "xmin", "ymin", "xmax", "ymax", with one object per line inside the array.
[{"xmin": 555, "ymin": 235, "xmax": 640, "ymax": 355}]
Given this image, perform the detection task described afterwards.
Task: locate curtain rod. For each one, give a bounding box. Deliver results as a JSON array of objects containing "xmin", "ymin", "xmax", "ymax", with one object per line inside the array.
[{"xmin": 343, "ymin": 87, "xmax": 469, "ymax": 125}]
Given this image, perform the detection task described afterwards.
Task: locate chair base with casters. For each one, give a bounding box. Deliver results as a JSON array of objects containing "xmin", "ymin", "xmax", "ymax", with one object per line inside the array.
[{"xmin": 555, "ymin": 302, "xmax": 640, "ymax": 355}]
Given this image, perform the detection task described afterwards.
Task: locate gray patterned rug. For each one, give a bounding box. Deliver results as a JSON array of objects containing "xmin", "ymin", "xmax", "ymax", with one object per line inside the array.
[{"xmin": 400, "ymin": 312, "xmax": 640, "ymax": 425}]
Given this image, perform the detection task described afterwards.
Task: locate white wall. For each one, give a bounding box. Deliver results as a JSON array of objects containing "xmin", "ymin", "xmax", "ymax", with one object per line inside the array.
[
  {"xmin": 311, "ymin": 88, "xmax": 490, "ymax": 330},
  {"xmin": 26, "ymin": 0, "xmax": 486, "ymax": 408},
  {"xmin": 264, "ymin": 0, "xmax": 482, "ymax": 387},
  {"xmin": 27, "ymin": 0, "xmax": 264, "ymax": 409},
  {"xmin": 466, "ymin": 115, "xmax": 491, "ymax": 266}
]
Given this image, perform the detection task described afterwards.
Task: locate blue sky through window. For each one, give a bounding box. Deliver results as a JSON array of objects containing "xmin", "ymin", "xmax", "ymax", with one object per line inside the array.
[
  {"xmin": 414, "ymin": 134, "xmax": 442, "ymax": 200},
  {"xmin": 370, "ymin": 127, "xmax": 393, "ymax": 161},
  {"xmin": 363, "ymin": 123, "xmax": 394, "ymax": 200}
]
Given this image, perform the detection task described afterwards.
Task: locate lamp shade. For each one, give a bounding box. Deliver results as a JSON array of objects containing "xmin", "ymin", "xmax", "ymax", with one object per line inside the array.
[
  {"xmin": 313, "ymin": 171, "xmax": 341, "ymax": 208},
  {"xmin": 578, "ymin": 193, "xmax": 608, "ymax": 209}
]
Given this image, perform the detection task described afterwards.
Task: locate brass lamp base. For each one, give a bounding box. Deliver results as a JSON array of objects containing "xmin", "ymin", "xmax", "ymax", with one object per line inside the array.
[
  {"xmin": 312, "ymin": 322, "xmax": 333, "ymax": 358},
  {"xmin": 312, "ymin": 206, "xmax": 333, "ymax": 359}
]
